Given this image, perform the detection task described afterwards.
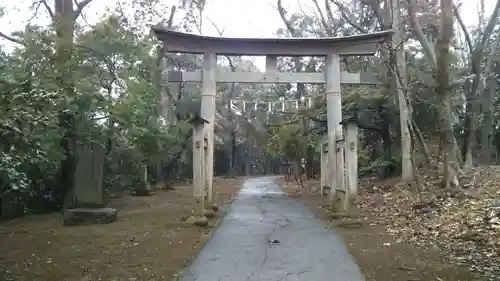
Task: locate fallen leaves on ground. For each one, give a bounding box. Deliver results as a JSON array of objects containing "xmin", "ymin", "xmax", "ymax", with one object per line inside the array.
[
  {"xmin": 282, "ymin": 177, "xmax": 477, "ymax": 281},
  {"xmin": 0, "ymin": 177, "xmax": 245, "ymax": 281},
  {"xmin": 358, "ymin": 165, "xmax": 500, "ymax": 279}
]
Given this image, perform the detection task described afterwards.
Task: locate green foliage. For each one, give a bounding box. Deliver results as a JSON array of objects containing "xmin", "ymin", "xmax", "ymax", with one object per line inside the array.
[
  {"xmin": 0, "ymin": 153, "xmax": 29, "ymax": 193},
  {"xmin": 0, "ymin": 57, "xmax": 61, "ymax": 196},
  {"xmin": 0, "ymin": 1, "xmax": 214, "ymax": 215},
  {"xmin": 264, "ymin": 109, "xmax": 316, "ymax": 161}
]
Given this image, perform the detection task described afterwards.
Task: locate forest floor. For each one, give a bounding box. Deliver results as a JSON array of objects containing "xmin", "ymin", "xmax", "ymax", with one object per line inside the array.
[
  {"xmin": 281, "ymin": 167, "xmax": 500, "ymax": 281},
  {"xmin": 0, "ymin": 177, "xmax": 245, "ymax": 281}
]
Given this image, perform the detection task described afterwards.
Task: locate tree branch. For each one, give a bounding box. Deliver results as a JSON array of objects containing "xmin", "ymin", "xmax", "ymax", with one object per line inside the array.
[
  {"xmin": 277, "ymin": 0, "xmax": 300, "ymax": 37},
  {"xmin": 477, "ymin": 28, "xmax": 500, "ymax": 95},
  {"xmin": 406, "ymin": 0, "xmax": 437, "ymax": 69},
  {"xmin": 476, "ymin": 0, "xmax": 500, "ymax": 53},
  {"xmin": 73, "ymin": 0, "xmax": 93, "ymax": 20},
  {"xmin": 0, "ymin": 31, "xmax": 25, "ymax": 45},
  {"xmin": 40, "ymin": 0, "xmax": 55, "ymax": 21},
  {"xmin": 467, "ymin": 0, "xmax": 500, "ymax": 98},
  {"xmin": 324, "ymin": 0, "xmax": 336, "ymax": 30},
  {"xmin": 364, "ymin": 0, "xmax": 384, "ymax": 29},
  {"xmin": 311, "ymin": 0, "xmax": 332, "ymax": 35},
  {"xmin": 205, "ymin": 17, "xmax": 235, "ymax": 72},
  {"xmin": 330, "ymin": 0, "xmax": 368, "ymax": 34},
  {"xmin": 167, "ymin": 6, "xmax": 176, "ymax": 29},
  {"xmin": 205, "ymin": 17, "xmax": 225, "ymax": 36},
  {"xmin": 267, "ymin": 118, "xmax": 301, "ymax": 127},
  {"xmin": 453, "ymin": 5, "xmax": 473, "ymax": 53},
  {"xmin": 27, "ymin": 0, "xmax": 44, "ymax": 24}
]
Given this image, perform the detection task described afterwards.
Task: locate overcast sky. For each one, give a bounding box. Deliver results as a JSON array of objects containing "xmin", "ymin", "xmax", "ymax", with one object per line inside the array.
[
  {"xmin": 1, "ymin": 0, "xmax": 303, "ymax": 40},
  {"xmin": 2, "ymin": 0, "xmax": 495, "ymax": 37},
  {"xmin": 0, "ymin": 0, "xmax": 496, "ymax": 67}
]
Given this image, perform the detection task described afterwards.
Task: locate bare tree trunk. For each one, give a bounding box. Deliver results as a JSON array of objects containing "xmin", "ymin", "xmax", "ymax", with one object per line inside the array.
[
  {"xmin": 379, "ymin": 0, "xmax": 413, "ymax": 180},
  {"xmin": 277, "ymin": 0, "xmax": 312, "ymax": 182},
  {"xmin": 479, "ymin": 30, "xmax": 500, "ymax": 163},
  {"xmin": 226, "ymin": 84, "xmax": 237, "ymax": 178},
  {"xmin": 292, "ymin": 161, "xmax": 304, "ymax": 189},
  {"xmin": 456, "ymin": 0, "xmax": 500, "ymax": 170},
  {"xmin": 408, "ymin": 121, "xmax": 424, "ymax": 192},
  {"xmin": 480, "ymin": 79, "xmax": 497, "ymax": 163},
  {"xmin": 436, "ymin": 0, "xmax": 459, "ymax": 188},
  {"xmin": 245, "ymin": 126, "xmax": 252, "ymax": 176},
  {"xmin": 153, "ymin": 8, "xmax": 177, "ymax": 189},
  {"xmin": 412, "ymin": 119, "xmax": 431, "ymax": 166},
  {"xmin": 229, "ymin": 130, "xmax": 237, "ymax": 177},
  {"xmin": 390, "ymin": 0, "xmax": 413, "ymax": 180},
  {"xmin": 407, "ymin": 0, "xmax": 460, "ymax": 186}
]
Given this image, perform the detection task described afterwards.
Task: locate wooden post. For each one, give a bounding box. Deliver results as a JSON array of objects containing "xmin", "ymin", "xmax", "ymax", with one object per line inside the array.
[
  {"xmin": 203, "ymin": 137, "xmax": 208, "ymax": 203},
  {"xmin": 189, "ymin": 114, "xmax": 208, "ymax": 213},
  {"xmin": 201, "ymin": 52, "xmax": 217, "ymax": 205},
  {"xmin": 344, "ymin": 121, "xmax": 358, "ymax": 200},
  {"xmin": 320, "ymin": 133, "xmax": 328, "ymax": 197},
  {"xmin": 266, "ymin": 55, "xmax": 278, "ymax": 73},
  {"xmin": 326, "ymin": 53, "xmax": 346, "ymax": 212},
  {"xmin": 193, "ymin": 123, "xmax": 204, "ymax": 202},
  {"xmin": 140, "ymin": 165, "xmax": 148, "ymax": 185},
  {"xmin": 337, "ymin": 138, "xmax": 348, "ymax": 212}
]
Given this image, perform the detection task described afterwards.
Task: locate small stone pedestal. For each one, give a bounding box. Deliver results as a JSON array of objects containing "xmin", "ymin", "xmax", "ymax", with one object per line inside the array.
[
  {"xmin": 131, "ymin": 188, "xmax": 154, "ymax": 196},
  {"xmin": 132, "ymin": 164, "xmax": 153, "ymax": 196},
  {"xmin": 62, "ymin": 208, "xmax": 119, "ymax": 226}
]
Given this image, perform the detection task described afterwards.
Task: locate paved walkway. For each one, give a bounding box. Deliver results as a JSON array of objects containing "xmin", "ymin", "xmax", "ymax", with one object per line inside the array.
[{"xmin": 180, "ymin": 176, "xmax": 364, "ymax": 281}]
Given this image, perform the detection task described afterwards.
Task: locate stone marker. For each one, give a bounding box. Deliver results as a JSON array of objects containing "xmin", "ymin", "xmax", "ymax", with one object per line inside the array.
[{"xmin": 63, "ymin": 141, "xmax": 119, "ymax": 226}]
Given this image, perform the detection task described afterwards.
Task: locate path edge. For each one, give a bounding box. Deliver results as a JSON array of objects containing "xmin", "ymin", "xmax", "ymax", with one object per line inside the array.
[{"xmin": 171, "ymin": 180, "xmax": 244, "ymax": 281}]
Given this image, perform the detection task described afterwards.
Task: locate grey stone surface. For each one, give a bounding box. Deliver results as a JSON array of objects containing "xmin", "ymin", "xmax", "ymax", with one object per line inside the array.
[
  {"xmin": 62, "ymin": 207, "xmax": 119, "ymax": 226},
  {"xmin": 180, "ymin": 176, "xmax": 364, "ymax": 281}
]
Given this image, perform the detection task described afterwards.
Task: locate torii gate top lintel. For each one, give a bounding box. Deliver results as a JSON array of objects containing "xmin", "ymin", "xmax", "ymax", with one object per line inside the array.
[{"xmin": 152, "ymin": 27, "xmax": 393, "ymax": 56}]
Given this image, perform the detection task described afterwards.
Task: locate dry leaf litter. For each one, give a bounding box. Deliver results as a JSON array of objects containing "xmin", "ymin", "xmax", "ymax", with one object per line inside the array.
[{"xmin": 358, "ymin": 165, "xmax": 500, "ymax": 280}]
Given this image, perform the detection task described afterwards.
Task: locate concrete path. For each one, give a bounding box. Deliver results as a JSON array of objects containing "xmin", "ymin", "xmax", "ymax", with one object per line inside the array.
[{"xmin": 180, "ymin": 176, "xmax": 364, "ymax": 281}]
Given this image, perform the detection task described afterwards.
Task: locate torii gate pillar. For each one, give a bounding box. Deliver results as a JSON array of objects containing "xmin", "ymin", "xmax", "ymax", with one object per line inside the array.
[
  {"xmin": 325, "ymin": 54, "xmax": 344, "ymax": 211},
  {"xmin": 201, "ymin": 52, "xmax": 217, "ymax": 205}
]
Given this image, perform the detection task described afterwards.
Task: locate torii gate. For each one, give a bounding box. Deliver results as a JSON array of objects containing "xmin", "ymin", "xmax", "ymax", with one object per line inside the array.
[{"xmin": 153, "ymin": 28, "xmax": 392, "ymax": 217}]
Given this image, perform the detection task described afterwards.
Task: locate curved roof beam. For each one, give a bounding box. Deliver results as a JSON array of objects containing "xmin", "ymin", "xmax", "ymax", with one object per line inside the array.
[{"xmin": 152, "ymin": 28, "xmax": 394, "ymax": 56}]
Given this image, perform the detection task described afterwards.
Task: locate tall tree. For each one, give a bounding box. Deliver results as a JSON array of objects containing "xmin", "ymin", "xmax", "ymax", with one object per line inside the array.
[
  {"xmin": 385, "ymin": 0, "xmax": 413, "ymax": 180},
  {"xmin": 46, "ymin": 0, "xmax": 95, "ymax": 208},
  {"xmin": 435, "ymin": 0, "xmax": 457, "ymax": 188},
  {"xmin": 456, "ymin": 0, "xmax": 500, "ymax": 169}
]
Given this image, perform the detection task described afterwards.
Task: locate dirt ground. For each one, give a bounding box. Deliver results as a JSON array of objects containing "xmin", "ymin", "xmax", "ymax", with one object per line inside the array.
[
  {"xmin": 280, "ymin": 178, "xmax": 480, "ymax": 281},
  {"xmin": 0, "ymin": 177, "xmax": 245, "ymax": 281}
]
